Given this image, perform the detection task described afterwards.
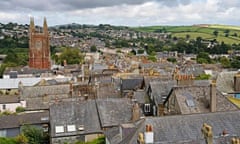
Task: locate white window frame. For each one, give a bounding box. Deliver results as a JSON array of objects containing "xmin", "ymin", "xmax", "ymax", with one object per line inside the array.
[
  {"xmin": 55, "ymin": 126, "xmax": 64, "ymax": 133},
  {"xmin": 144, "ymin": 104, "xmax": 151, "ymax": 112}
]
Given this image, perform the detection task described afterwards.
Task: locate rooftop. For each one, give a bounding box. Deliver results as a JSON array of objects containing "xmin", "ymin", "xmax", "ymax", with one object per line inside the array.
[
  {"xmin": 96, "ymin": 98, "xmax": 134, "ymax": 127},
  {"xmin": 0, "ymin": 77, "xmax": 42, "ymax": 89},
  {"xmin": 106, "ymin": 111, "xmax": 240, "ymax": 144},
  {"xmin": 0, "ymin": 95, "xmax": 20, "ymax": 104},
  {"xmin": 0, "ymin": 110, "xmax": 49, "ymax": 129},
  {"xmin": 171, "ymin": 86, "xmax": 238, "ymax": 114},
  {"xmin": 50, "ymin": 100, "xmax": 101, "ymax": 137}
]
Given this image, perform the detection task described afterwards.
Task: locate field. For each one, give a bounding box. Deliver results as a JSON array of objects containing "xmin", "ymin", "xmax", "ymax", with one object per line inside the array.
[{"xmin": 132, "ymin": 24, "xmax": 240, "ymax": 44}]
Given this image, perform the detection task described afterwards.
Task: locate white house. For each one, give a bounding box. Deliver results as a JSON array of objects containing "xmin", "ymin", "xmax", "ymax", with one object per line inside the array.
[{"xmin": 0, "ymin": 95, "xmax": 26, "ymax": 112}]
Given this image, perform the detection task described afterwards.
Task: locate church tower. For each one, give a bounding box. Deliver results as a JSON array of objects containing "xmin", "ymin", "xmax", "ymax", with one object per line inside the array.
[{"xmin": 29, "ymin": 17, "xmax": 51, "ymax": 69}]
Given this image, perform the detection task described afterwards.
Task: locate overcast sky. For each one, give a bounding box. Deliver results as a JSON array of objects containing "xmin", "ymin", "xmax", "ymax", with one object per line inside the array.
[{"xmin": 0, "ymin": 0, "xmax": 240, "ymax": 26}]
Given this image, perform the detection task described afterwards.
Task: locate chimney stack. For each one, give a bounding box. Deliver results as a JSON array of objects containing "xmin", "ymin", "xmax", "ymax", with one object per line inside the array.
[
  {"xmin": 210, "ymin": 80, "xmax": 216, "ymax": 112},
  {"xmin": 234, "ymin": 72, "xmax": 240, "ymax": 92},
  {"xmin": 231, "ymin": 138, "xmax": 240, "ymax": 144},
  {"xmin": 132, "ymin": 103, "xmax": 140, "ymax": 122},
  {"xmin": 144, "ymin": 124, "xmax": 154, "ymax": 144},
  {"xmin": 138, "ymin": 133, "xmax": 144, "ymax": 144},
  {"xmin": 201, "ymin": 123, "xmax": 213, "ymax": 144}
]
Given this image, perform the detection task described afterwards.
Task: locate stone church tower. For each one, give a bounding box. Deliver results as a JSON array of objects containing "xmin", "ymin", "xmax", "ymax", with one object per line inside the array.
[{"xmin": 29, "ymin": 17, "xmax": 51, "ymax": 69}]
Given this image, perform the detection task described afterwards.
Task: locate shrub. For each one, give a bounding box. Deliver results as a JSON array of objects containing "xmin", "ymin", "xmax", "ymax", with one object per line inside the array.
[
  {"xmin": 2, "ymin": 110, "xmax": 12, "ymax": 115},
  {"xmin": 15, "ymin": 134, "xmax": 28, "ymax": 144},
  {"xmin": 16, "ymin": 106, "xmax": 25, "ymax": 113}
]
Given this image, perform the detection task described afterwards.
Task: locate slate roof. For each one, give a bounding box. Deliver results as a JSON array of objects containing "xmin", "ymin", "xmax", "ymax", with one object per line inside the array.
[
  {"xmin": 121, "ymin": 76, "xmax": 143, "ymax": 90},
  {"xmin": 4, "ymin": 67, "xmax": 51, "ymax": 75},
  {"xmin": 149, "ymin": 80, "xmax": 177, "ymax": 105},
  {"xmin": 0, "ymin": 110, "xmax": 49, "ymax": 129},
  {"xmin": 50, "ymin": 100, "xmax": 102, "ymax": 137},
  {"xmin": 107, "ymin": 111, "xmax": 240, "ymax": 144},
  {"xmin": 21, "ymin": 84, "xmax": 70, "ymax": 98},
  {"xmin": 216, "ymin": 71, "xmax": 236, "ymax": 93},
  {"xmin": 133, "ymin": 90, "xmax": 147, "ymax": 104},
  {"xmin": 96, "ymin": 98, "xmax": 133, "ymax": 127},
  {"xmin": 0, "ymin": 95, "xmax": 20, "ymax": 104},
  {"xmin": 143, "ymin": 76, "xmax": 172, "ymax": 89},
  {"xmin": 170, "ymin": 86, "xmax": 238, "ymax": 114},
  {"xmin": 0, "ymin": 78, "xmax": 42, "ymax": 89},
  {"xmin": 97, "ymin": 84, "xmax": 120, "ymax": 99},
  {"xmin": 178, "ymin": 64, "xmax": 204, "ymax": 77}
]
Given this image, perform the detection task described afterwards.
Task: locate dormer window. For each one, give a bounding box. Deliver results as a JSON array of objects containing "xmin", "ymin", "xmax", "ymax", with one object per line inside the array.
[{"xmin": 144, "ymin": 104, "xmax": 151, "ymax": 112}]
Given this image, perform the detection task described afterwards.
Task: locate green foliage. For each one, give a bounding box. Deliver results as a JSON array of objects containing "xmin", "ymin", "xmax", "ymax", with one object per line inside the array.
[
  {"xmin": 116, "ymin": 49, "xmax": 122, "ymax": 53},
  {"xmin": 0, "ymin": 137, "xmax": 17, "ymax": 144},
  {"xmin": 219, "ymin": 56, "xmax": 231, "ymax": 68},
  {"xmin": 0, "ymin": 64, "xmax": 7, "ymax": 78},
  {"xmin": 2, "ymin": 110, "xmax": 14, "ymax": 115},
  {"xmin": 133, "ymin": 25, "xmax": 240, "ymax": 45},
  {"xmin": 90, "ymin": 45, "xmax": 97, "ymax": 52},
  {"xmin": 231, "ymin": 56, "xmax": 240, "ymax": 69},
  {"xmin": 15, "ymin": 134, "xmax": 28, "ymax": 144},
  {"xmin": 75, "ymin": 136, "xmax": 105, "ymax": 144},
  {"xmin": 148, "ymin": 55, "xmax": 157, "ymax": 62},
  {"xmin": 16, "ymin": 107, "xmax": 25, "ymax": 113},
  {"xmin": 112, "ymin": 39, "xmax": 129, "ymax": 48},
  {"xmin": 137, "ymin": 49, "xmax": 145, "ymax": 54},
  {"xmin": 0, "ymin": 36, "xmax": 28, "ymax": 49},
  {"xmin": 57, "ymin": 48, "xmax": 84, "ymax": 65},
  {"xmin": 21, "ymin": 125, "xmax": 48, "ymax": 144},
  {"xmin": 167, "ymin": 57, "xmax": 177, "ymax": 63},
  {"xmin": 213, "ymin": 30, "xmax": 219, "ymax": 37},
  {"xmin": 195, "ymin": 74, "xmax": 211, "ymax": 80},
  {"xmin": 196, "ymin": 52, "xmax": 211, "ymax": 64}
]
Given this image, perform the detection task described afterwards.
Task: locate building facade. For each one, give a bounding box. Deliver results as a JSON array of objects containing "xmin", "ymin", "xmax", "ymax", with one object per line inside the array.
[{"xmin": 29, "ymin": 17, "xmax": 51, "ymax": 69}]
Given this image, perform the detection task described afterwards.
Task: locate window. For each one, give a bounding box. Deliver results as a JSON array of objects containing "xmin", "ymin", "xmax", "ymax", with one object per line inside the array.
[
  {"xmin": 0, "ymin": 130, "xmax": 6, "ymax": 137},
  {"xmin": 144, "ymin": 104, "xmax": 151, "ymax": 112},
  {"xmin": 67, "ymin": 125, "xmax": 76, "ymax": 132},
  {"xmin": 2, "ymin": 104, "xmax": 6, "ymax": 110},
  {"xmin": 55, "ymin": 126, "xmax": 64, "ymax": 133}
]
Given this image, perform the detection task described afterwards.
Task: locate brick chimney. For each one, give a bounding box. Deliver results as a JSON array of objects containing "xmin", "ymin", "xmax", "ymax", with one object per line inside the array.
[
  {"xmin": 231, "ymin": 138, "xmax": 240, "ymax": 144},
  {"xmin": 201, "ymin": 123, "xmax": 213, "ymax": 144},
  {"xmin": 132, "ymin": 103, "xmax": 140, "ymax": 122},
  {"xmin": 234, "ymin": 73, "xmax": 240, "ymax": 92},
  {"xmin": 210, "ymin": 81, "xmax": 216, "ymax": 112}
]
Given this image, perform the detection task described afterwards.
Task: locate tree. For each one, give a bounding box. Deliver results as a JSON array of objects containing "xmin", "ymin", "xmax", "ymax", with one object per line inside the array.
[
  {"xmin": 213, "ymin": 30, "xmax": 218, "ymax": 37},
  {"xmin": 21, "ymin": 125, "xmax": 48, "ymax": 144},
  {"xmin": 219, "ymin": 56, "xmax": 231, "ymax": 68},
  {"xmin": 186, "ymin": 34, "xmax": 190, "ymax": 40},
  {"xmin": 148, "ymin": 55, "xmax": 157, "ymax": 62},
  {"xmin": 196, "ymin": 52, "xmax": 211, "ymax": 64},
  {"xmin": 167, "ymin": 57, "xmax": 177, "ymax": 63},
  {"xmin": 58, "ymin": 48, "xmax": 84, "ymax": 65},
  {"xmin": 231, "ymin": 56, "xmax": 240, "ymax": 69},
  {"xmin": 90, "ymin": 45, "xmax": 97, "ymax": 52}
]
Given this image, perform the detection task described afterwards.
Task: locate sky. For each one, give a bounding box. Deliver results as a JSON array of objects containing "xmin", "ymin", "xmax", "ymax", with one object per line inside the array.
[{"xmin": 0, "ymin": 0, "xmax": 240, "ymax": 26}]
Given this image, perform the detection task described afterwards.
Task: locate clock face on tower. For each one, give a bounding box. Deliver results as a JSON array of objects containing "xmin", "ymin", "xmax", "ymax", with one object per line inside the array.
[{"xmin": 35, "ymin": 40, "xmax": 42, "ymax": 49}]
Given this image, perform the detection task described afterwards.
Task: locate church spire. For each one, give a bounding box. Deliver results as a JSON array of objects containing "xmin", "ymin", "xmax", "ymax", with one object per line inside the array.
[
  {"xmin": 29, "ymin": 17, "xmax": 35, "ymax": 33},
  {"xmin": 43, "ymin": 17, "xmax": 48, "ymax": 34}
]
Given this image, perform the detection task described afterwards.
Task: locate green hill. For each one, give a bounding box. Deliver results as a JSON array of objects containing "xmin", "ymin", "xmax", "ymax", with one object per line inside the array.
[{"xmin": 132, "ymin": 24, "xmax": 240, "ymax": 44}]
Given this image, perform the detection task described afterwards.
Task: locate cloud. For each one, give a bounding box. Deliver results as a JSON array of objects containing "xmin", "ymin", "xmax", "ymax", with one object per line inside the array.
[
  {"xmin": 0, "ymin": 0, "xmax": 240, "ymax": 26},
  {"xmin": 0, "ymin": 0, "xmax": 193, "ymax": 11}
]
